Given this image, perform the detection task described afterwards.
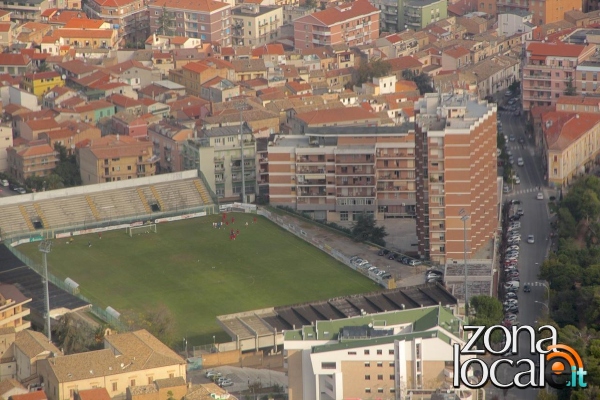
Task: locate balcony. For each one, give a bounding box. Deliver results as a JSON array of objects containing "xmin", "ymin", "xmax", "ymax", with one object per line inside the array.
[{"xmin": 523, "ymin": 73, "xmax": 551, "ymax": 80}]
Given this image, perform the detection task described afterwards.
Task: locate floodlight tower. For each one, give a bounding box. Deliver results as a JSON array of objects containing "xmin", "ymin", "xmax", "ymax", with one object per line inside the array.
[{"xmin": 38, "ymin": 240, "xmax": 52, "ymax": 341}]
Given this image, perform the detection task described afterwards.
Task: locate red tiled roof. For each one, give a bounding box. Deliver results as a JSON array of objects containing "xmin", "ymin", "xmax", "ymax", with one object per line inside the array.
[
  {"xmin": 55, "ymin": 28, "xmax": 114, "ymax": 39},
  {"xmin": 544, "ymin": 112, "xmax": 600, "ymax": 151},
  {"xmin": 0, "ymin": 54, "xmax": 30, "ymax": 66},
  {"xmin": 25, "ymin": 118, "xmax": 60, "ymax": 131},
  {"xmin": 77, "ymin": 388, "xmax": 110, "ymax": 400},
  {"xmin": 24, "ymin": 71, "xmax": 60, "ymax": 80},
  {"xmin": 296, "ymin": 106, "xmax": 376, "ymax": 125},
  {"xmin": 0, "ymin": 22, "xmax": 11, "ymax": 33},
  {"xmin": 444, "ymin": 46, "xmax": 470, "ymax": 58},
  {"xmin": 527, "ymin": 42, "xmax": 587, "ymax": 57},
  {"xmin": 63, "ymin": 19, "xmax": 106, "ymax": 29},
  {"xmin": 298, "ymin": 0, "xmax": 379, "ymax": 27},
  {"xmin": 149, "ymin": 0, "xmax": 230, "ymax": 13},
  {"xmin": 108, "ymin": 94, "xmax": 143, "ymax": 108},
  {"xmin": 387, "ymin": 56, "xmax": 422, "ymax": 70},
  {"xmin": 10, "ymin": 390, "xmax": 47, "ymax": 400},
  {"xmin": 251, "ymin": 44, "xmax": 285, "ymax": 57},
  {"xmin": 556, "ymin": 95, "xmax": 600, "ymax": 107},
  {"xmin": 90, "ymin": 0, "xmax": 141, "ymax": 7},
  {"xmin": 182, "ymin": 61, "xmax": 209, "ymax": 74}
]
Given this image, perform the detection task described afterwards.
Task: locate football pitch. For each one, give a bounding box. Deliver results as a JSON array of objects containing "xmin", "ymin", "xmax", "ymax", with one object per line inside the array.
[{"xmin": 18, "ymin": 213, "xmax": 377, "ymax": 345}]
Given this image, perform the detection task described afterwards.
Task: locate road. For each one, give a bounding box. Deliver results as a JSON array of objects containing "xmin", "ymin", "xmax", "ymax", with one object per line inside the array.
[
  {"xmin": 0, "ymin": 186, "xmax": 17, "ymax": 198},
  {"xmin": 485, "ymin": 110, "xmax": 553, "ymax": 399}
]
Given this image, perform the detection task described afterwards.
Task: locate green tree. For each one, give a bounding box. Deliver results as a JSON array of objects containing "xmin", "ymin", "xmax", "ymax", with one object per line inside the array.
[
  {"xmin": 37, "ymin": 61, "xmax": 50, "ymax": 72},
  {"xmin": 508, "ymin": 80, "xmax": 520, "ymax": 93},
  {"xmin": 53, "ymin": 313, "xmax": 103, "ymax": 354},
  {"xmin": 564, "ymin": 76, "xmax": 576, "ymax": 96},
  {"xmin": 355, "ymin": 59, "xmax": 392, "ymax": 86},
  {"xmin": 469, "ymin": 295, "xmax": 504, "ymax": 343},
  {"xmin": 157, "ymin": 6, "xmax": 174, "ymax": 36},
  {"xmin": 402, "ymin": 69, "xmax": 435, "ymax": 95},
  {"xmin": 558, "ymin": 207, "xmax": 578, "ymax": 238},
  {"xmin": 351, "ymin": 213, "xmax": 387, "ymax": 246},
  {"xmin": 580, "ymin": 189, "xmax": 600, "ymax": 223},
  {"xmin": 53, "ymin": 143, "xmax": 82, "ymax": 187},
  {"xmin": 121, "ymin": 303, "xmax": 176, "ymax": 345}
]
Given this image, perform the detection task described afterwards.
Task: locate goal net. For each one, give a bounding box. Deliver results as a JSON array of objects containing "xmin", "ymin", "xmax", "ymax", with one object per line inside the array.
[{"xmin": 127, "ymin": 224, "xmax": 157, "ymax": 237}]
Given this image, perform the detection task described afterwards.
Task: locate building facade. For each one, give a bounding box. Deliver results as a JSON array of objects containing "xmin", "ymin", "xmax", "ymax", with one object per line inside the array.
[
  {"xmin": 20, "ymin": 72, "xmax": 64, "ymax": 100},
  {"xmin": 148, "ymin": 0, "xmax": 232, "ymax": 46},
  {"xmin": 232, "ymin": 4, "xmax": 282, "ymax": 47},
  {"xmin": 0, "ymin": 124, "xmax": 13, "ymax": 173},
  {"xmin": 267, "ymin": 126, "xmax": 417, "ymax": 222},
  {"xmin": 404, "ymin": 0, "xmax": 447, "ymax": 31},
  {"xmin": 293, "ymin": 0, "xmax": 380, "ymax": 49},
  {"xmin": 6, "ymin": 141, "xmax": 59, "ymax": 182},
  {"xmin": 0, "ymin": 0, "xmax": 48, "ymax": 23},
  {"xmin": 522, "ymin": 42, "xmax": 596, "ymax": 111},
  {"xmin": 83, "ymin": 0, "xmax": 149, "ymax": 45},
  {"xmin": 0, "ymin": 284, "xmax": 31, "ymax": 333},
  {"xmin": 414, "ymin": 93, "xmax": 498, "ymax": 264}
]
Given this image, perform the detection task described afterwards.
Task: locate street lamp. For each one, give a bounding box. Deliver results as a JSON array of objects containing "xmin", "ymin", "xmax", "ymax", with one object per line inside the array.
[
  {"xmin": 234, "ymin": 101, "xmax": 248, "ymax": 203},
  {"xmin": 459, "ymin": 209, "xmax": 470, "ymax": 314},
  {"xmin": 38, "ymin": 240, "xmax": 52, "ymax": 341},
  {"xmin": 534, "ymin": 301, "xmax": 549, "ymax": 312}
]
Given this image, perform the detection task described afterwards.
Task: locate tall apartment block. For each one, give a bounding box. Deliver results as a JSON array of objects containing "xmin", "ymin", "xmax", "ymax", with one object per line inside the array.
[
  {"xmin": 522, "ymin": 42, "xmax": 595, "ymax": 111},
  {"xmin": 414, "ymin": 93, "xmax": 498, "ymax": 264},
  {"xmin": 268, "ymin": 126, "xmax": 416, "ymax": 222},
  {"xmin": 84, "ymin": 0, "xmax": 149, "ymax": 45}
]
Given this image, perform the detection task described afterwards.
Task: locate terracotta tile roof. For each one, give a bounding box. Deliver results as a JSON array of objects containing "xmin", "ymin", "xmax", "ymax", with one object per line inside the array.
[
  {"xmin": 0, "ymin": 22, "xmax": 11, "ymax": 33},
  {"xmin": 41, "ymin": 8, "xmax": 57, "ymax": 17},
  {"xmin": 107, "ymin": 60, "xmax": 151, "ymax": 73},
  {"xmin": 55, "ymin": 28, "xmax": 114, "ymax": 39},
  {"xmin": 19, "ymin": 22, "xmax": 51, "ymax": 32},
  {"xmin": 444, "ymin": 46, "xmax": 470, "ymax": 58},
  {"xmin": 286, "ymin": 81, "xmax": 312, "ymax": 93},
  {"xmin": 298, "ymin": 0, "xmax": 379, "ymax": 27},
  {"xmin": 527, "ymin": 42, "xmax": 587, "ymax": 58},
  {"xmin": 154, "ymin": 377, "xmax": 186, "ymax": 389},
  {"xmin": 57, "ymin": 60, "xmax": 99, "ymax": 76},
  {"xmin": 48, "ymin": 10, "xmax": 89, "ymax": 24},
  {"xmin": 0, "ymin": 54, "xmax": 30, "ymax": 66},
  {"xmin": 545, "ymin": 112, "xmax": 600, "ymax": 151},
  {"xmin": 108, "ymin": 93, "xmax": 143, "ymax": 108},
  {"xmin": 24, "ymin": 71, "xmax": 60, "ymax": 80},
  {"xmin": 182, "ymin": 61, "xmax": 210, "ymax": 74},
  {"xmin": 59, "ymin": 96, "xmax": 86, "ymax": 108},
  {"xmin": 556, "ymin": 95, "xmax": 600, "ymax": 107},
  {"xmin": 296, "ymin": 106, "xmax": 376, "ymax": 125},
  {"xmin": 76, "ymin": 388, "xmax": 110, "ymax": 400},
  {"xmin": 220, "ymin": 47, "xmax": 235, "ymax": 56},
  {"xmin": 185, "ymin": 383, "xmax": 237, "ymax": 400},
  {"xmin": 387, "ymin": 56, "xmax": 422, "ymax": 70},
  {"xmin": 73, "ymin": 100, "xmax": 115, "ymax": 113},
  {"xmin": 91, "ymin": 0, "xmax": 141, "ymax": 7},
  {"xmin": 251, "ymin": 44, "xmax": 285, "ymax": 57},
  {"xmin": 17, "ymin": 143, "xmax": 56, "ymax": 158},
  {"xmin": 25, "ymin": 118, "xmax": 60, "ymax": 132},
  {"xmin": 10, "ymin": 391, "xmax": 47, "ymax": 400},
  {"xmin": 3, "ymin": 103, "xmax": 30, "ymax": 115},
  {"xmin": 149, "ymin": 0, "xmax": 231, "ymax": 13},
  {"xmin": 0, "ymin": 380, "xmax": 24, "ymax": 397},
  {"xmin": 232, "ymin": 59, "xmax": 266, "ymax": 72},
  {"xmin": 63, "ymin": 19, "xmax": 106, "ymax": 29}
]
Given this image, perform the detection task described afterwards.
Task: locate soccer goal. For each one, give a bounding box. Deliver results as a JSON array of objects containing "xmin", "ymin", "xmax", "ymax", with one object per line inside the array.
[{"xmin": 127, "ymin": 224, "xmax": 157, "ymax": 237}]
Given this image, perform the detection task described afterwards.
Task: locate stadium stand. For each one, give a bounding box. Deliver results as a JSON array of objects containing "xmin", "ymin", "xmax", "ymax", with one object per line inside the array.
[
  {"xmin": 0, "ymin": 245, "xmax": 89, "ymax": 318},
  {"xmin": 0, "ymin": 171, "xmax": 214, "ymax": 239},
  {"xmin": 217, "ymin": 283, "xmax": 459, "ymax": 351}
]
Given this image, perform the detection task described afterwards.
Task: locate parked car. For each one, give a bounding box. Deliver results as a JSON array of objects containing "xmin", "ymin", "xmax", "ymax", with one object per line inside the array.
[
  {"xmin": 219, "ymin": 379, "xmax": 234, "ymax": 387},
  {"xmin": 378, "ymin": 249, "xmax": 390, "ymax": 256},
  {"xmin": 509, "ymin": 215, "xmax": 521, "ymax": 222},
  {"xmin": 388, "ymin": 253, "xmax": 397, "ymax": 260},
  {"xmin": 0, "ymin": 179, "xmax": 8, "ymax": 187},
  {"xmin": 537, "ymin": 192, "xmax": 544, "ymax": 200},
  {"xmin": 517, "ymin": 209, "xmax": 524, "ymax": 216},
  {"xmin": 510, "ymin": 222, "xmax": 521, "ymax": 229},
  {"xmin": 205, "ymin": 371, "xmax": 222, "ymax": 378},
  {"xmin": 409, "ymin": 259, "xmax": 422, "ymax": 266},
  {"xmin": 505, "ymin": 292, "xmax": 518, "ymax": 300},
  {"xmin": 510, "ymin": 199, "xmax": 522, "ymax": 205},
  {"xmin": 504, "ymin": 281, "xmax": 520, "ymax": 291},
  {"xmin": 504, "ymin": 304, "xmax": 519, "ymax": 313},
  {"xmin": 15, "ymin": 187, "xmax": 26, "ymax": 194},
  {"xmin": 517, "ymin": 157, "xmax": 524, "ymax": 167},
  {"xmin": 514, "ymin": 176, "xmax": 521, "ymax": 184}
]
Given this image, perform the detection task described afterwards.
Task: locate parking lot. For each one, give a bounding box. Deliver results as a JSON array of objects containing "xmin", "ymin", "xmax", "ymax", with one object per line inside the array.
[{"xmin": 188, "ymin": 365, "xmax": 288, "ymax": 395}]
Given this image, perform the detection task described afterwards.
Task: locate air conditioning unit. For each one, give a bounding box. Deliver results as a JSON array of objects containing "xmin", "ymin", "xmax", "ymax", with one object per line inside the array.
[{"xmin": 166, "ymin": 157, "xmax": 171, "ymax": 162}]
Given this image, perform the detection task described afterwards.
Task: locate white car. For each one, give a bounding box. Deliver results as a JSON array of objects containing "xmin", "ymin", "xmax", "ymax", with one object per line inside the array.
[
  {"xmin": 514, "ymin": 176, "xmax": 521, "ymax": 184},
  {"xmin": 527, "ymin": 235, "xmax": 535, "ymax": 244},
  {"xmin": 517, "ymin": 157, "xmax": 524, "ymax": 167},
  {"xmin": 505, "ymin": 281, "xmax": 520, "ymax": 291},
  {"xmin": 537, "ymin": 192, "xmax": 544, "ymax": 200},
  {"xmin": 510, "ymin": 222, "xmax": 521, "ymax": 229}
]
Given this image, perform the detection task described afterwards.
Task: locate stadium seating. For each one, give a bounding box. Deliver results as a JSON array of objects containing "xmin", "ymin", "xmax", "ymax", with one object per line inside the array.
[{"xmin": 0, "ymin": 176, "xmax": 214, "ymax": 238}]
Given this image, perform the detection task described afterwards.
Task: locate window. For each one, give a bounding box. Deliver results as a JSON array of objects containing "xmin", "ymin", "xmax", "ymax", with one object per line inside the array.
[
  {"xmin": 348, "ymin": 351, "xmax": 356, "ymax": 355},
  {"xmin": 377, "ymin": 362, "xmax": 383, "ymax": 367},
  {"xmin": 340, "ymin": 211, "xmax": 348, "ymax": 221},
  {"xmin": 377, "ymin": 349, "xmax": 383, "ymax": 355},
  {"xmin": 147, "ymin": 377, "xmax": 153, "ymax": 384},
  {"xmin": 390, "ymin": 374, "xmax": 395, "ymax": 380},
  {"xmin": 365, "ymin": 388, "xmax": 371, "ymax": 394},
  {"xmin": 378, "ymin": 375, "xmax": 383, "ymax": 380},
  {"xmin": 365, "ymin": 375, "xmax": 371, "ymax": 380},
  {"xmin": 130, "ymin": 380, "xmax": 136, "ymax": 387},
  {"xmin": 389, "ymin": 362, "xmax": 395, "ymax": 367},
  {"xmin": 364, "ymin": 349, "xmax": 370, "ymax": 355},
  {"xmin": 112, "ymin": 383, "xmax": 118, "ymax": 391},
  {"xmin": 128, "ymin": 166, "xmax": 132, "ymax": 170},
  {"xmin": 322, "ymin": 362, "xmax": 336, "ymax": 369},
  {"xmin": 365, "ymin": 362, "xmax": 371, "ymax": 367},
  {"xmin": 169, "ymin": 373, "xmax": 174, "ymax": 379},
  {"xmin": 389, "ymin": 350, "xmax": 394, "ymax": 355},
  {"xmin": 378, "ymin": 388, "xmax": 384, "ymax": 393}
]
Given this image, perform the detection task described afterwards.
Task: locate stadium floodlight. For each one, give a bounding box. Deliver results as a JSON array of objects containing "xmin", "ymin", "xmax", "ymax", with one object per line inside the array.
[{"xmin": 38, "ymin": 240, "xmax": 52, "ymax": 342}]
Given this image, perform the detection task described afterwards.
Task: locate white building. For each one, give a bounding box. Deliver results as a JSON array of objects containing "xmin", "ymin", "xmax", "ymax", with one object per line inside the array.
[
  {"xmin": 0, "ymin": 124, "xmax": 13, "ymax": 173},
  {"xmin": 497, "ymin": 11, "xmax": 535, "ymax": 41}
]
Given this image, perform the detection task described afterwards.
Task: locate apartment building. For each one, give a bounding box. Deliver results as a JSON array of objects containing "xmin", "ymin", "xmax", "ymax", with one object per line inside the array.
[
  {"xmin": 293, "ymin": 0, "xmax": 380, "ymax": 49},
  {"xmin": 78, "ymin": 135, "xmax": 158, "ymax": 184},
  {"xmin": 0, "ymin": 124, "xmax": 13, "ymax": 173},
  {"xmin": 6, "ymin": 140, "xmax": 59, "ymax": 182},
  {"xmin": 404, "ymin": 0, "xmax": 447, "ymax": 31},
  {"xmin": 37, "ymin": 330, "xmax": 186, "ymax": 400},
  {"xmin": 522, "ymin": 42, "xmax": 596, "ymax": 111},
  {"xmin": 148, "ymin": 120, "xmax": 193, "ymax": 173},
  {"xmin": 529, "ymin": 0, "xmax": 581, "ymax": 25},
  {"xmin": 148, "ymin": 0, "xmax": 232, "ymax": 46},
  {"xmin": 369, "ymin": 0, "xmax": 399, "ymax": 33},
  {"xmin": 20, "ymin": 72, "xmax": 64, "ymax": 100},
  {"xmin": 0, "ymin": 0, "xmax": 49, "ymax": 23},
  {"xmin": 232, "ymin": 3, "xmax": 282, "ymax": 47},
  {"xmin": 181, "ymin": 124, "xmax": 256, "ymax": 202},
  {"xmin": 267, "ymin": 126, "xmax": 416, "ymax": 222},
  {"xmin": 414, "ymin": 93, "xmax": 498, "ymax": 264},
  {"xmin": 284, "ymin": 305, "xmax": 472, "ymax": 400},
  {"xmin": 0, "ymin": 284, "xmax": 31, "ymax": 333},
  {"xmin": 83, "ymin": 0, "xmax": 149, "ymax": 45}
]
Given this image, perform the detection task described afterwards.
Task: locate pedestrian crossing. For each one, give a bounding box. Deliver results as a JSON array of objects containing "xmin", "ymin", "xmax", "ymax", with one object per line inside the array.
[
  {"xmin": 505, "ymin": 188, "xmax": 543, "ymax": 196},
  {"xmin": 522, "ymin": 282, "xmax": 547, "ymax": 287}
]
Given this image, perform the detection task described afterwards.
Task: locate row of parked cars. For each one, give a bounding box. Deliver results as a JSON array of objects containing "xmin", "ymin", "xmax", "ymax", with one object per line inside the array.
[
  {"xmin": 425, "ymin": 268, "xmax": 444, "ymax": 284},
  {"xmin": 205, "ymin": 370, "xmax": 234, "ymax": 387},
  {"xmin": 377, "ymin": 249, "xmax": 422, "ymax": 266},
  {"xmin": 349, "ymin": 256, "xmax": 391, "ymax": 280}
]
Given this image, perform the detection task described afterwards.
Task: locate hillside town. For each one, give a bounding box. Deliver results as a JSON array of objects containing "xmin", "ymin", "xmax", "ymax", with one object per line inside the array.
[{"xmin": 0, "ymin": 0, "xmax": 599, "ymax": 398}]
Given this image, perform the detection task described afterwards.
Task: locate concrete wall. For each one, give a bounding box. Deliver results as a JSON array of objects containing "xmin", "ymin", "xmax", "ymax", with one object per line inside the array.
[
  {"xmin": 201, "ymin": 349, "xmax": 240, "ymax": 368},
  {"xmin": 0, "ymin": 170, "xmax": 198, "ymax": 206}
]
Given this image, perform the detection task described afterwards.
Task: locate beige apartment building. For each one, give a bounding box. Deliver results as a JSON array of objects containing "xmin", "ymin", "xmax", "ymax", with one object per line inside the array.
[
  {"xmin": 6, "ymin": 140, "xmax": 59, "ymax": 182},
  {"xmin": 232, "ymin": 4, "xmax": 282, "ymax": 47},
  {"xmin": 284, "ymin": 306, "xmax": 472, "ymax": 400},
  {"xmin": 181, "ymin": 125, "xmax": 256, "ymax": 202},
  {"xmin": 0, "ymin": 284, "xmax": 31, "ymax": 333},
  {"xmin": 37, "ymin": 330, "xmax": 186, "ymax": 400},
  {"xmin": 415, "ymin": 93, "xmax": 498, "ymax": 264},
  {"xmin": 148, "ymin": 0, "xmax": 232, "ymax": 46},
  {"xmin": 267, "ymin": 126, "xmax": 416, "ymax": 222},
  {"xmin": 78, "ymin": 135, "xmax": 158, "ymax": 185}
]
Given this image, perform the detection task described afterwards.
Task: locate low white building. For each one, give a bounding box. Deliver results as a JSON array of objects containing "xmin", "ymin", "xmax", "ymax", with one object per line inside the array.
[{"xmin": 497, "ymin": 11, "xmax": 535, "ymax": 41}]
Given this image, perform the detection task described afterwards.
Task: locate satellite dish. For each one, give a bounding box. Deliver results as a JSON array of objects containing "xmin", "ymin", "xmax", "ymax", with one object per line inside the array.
[
  {"xmin": 61, "ymin": 74, "xmax": 66, "ymax": 80},
  {"xmin": 368, "ymin": 323, "xmax": 373, "ymax": 328}
]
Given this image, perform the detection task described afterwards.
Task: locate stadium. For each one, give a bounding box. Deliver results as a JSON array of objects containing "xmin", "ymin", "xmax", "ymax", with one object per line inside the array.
[{"xmin": 0, "ymin": 170, "xmax": 380, "ymax": 344}]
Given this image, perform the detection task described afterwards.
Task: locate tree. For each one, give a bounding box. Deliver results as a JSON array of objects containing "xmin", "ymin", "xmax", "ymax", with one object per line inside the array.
[
  {"xmin": 469, "ymin": 295, "xmax": 504, "ymax": 343},
  {"xmin": 564, "ymin": 76, "xmax": 576, "ymax": 96},
  {"xmin": 121, "ymin": 303, "xmax": 176, "ymax": 345},
  {"xmin": 53, "ymin": 313, "xmax": 104, "ymax": 354},
  {"xmin": 53, "ymin": 143, "xmax": 81, "ymax": 187},
  {"xmin": 157, "ymin": 6, "xmax": 174, "ymax": 36},
  {"xmin": 402, "ymin": 69, "xmax": 435, "ymax": 95},
  {"xmin": 351, "ymin": 213, "xmax": 387, "ymax": 246},
  {"xmin": 355, "ymin": 59, "xmax": 392, "ymax": 86},
  {"xmin": 508, "ymin": 80, "xmax": 520, "ymax": 93},
  {"xmin": 37, "ymin": 61, "xmax": 50, "ymax": 72}
]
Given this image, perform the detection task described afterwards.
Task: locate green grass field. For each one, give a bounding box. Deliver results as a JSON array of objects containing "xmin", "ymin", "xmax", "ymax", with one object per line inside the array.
[{"xmin": 18, "ymin": 214, "xmax": 377, "ymax": 345}]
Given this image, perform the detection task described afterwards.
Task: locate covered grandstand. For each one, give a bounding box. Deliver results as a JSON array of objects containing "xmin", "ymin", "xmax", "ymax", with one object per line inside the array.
[
  {"xmin": 217, "ymin": 283, "xmax": 458, "ymax": 352},
  {"xmin": 0, "ymin": 170, "xmax": 216, "ymax": 239}
]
